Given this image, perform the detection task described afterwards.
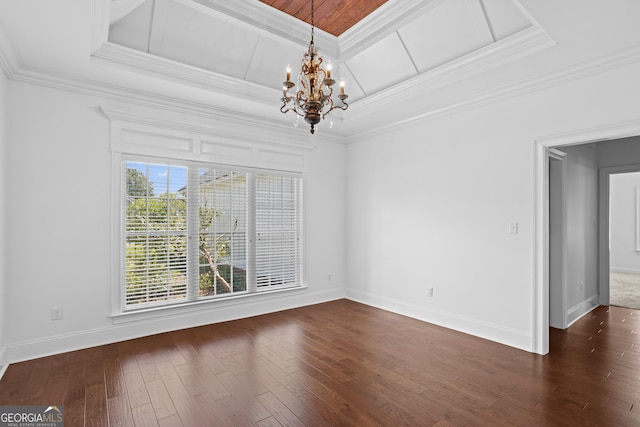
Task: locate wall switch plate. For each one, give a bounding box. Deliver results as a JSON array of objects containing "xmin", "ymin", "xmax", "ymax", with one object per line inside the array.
[
  {"xmin": 427, "ymin": 287, "xmax": 434, "ymax": 297},
  {"xmin": 509, "ymin": 222, "xmax": 519, "ymax": 234}
]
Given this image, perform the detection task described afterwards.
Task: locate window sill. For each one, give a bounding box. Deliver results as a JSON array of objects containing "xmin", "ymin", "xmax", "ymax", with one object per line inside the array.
[{"xmin": 110, "ymin": 285, "xmax": 308, "ymax": 325}]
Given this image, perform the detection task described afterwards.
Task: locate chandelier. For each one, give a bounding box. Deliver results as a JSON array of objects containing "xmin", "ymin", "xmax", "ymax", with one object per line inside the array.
[{"xmin": 280, "ymin": 0, "xmax": 348, "ymax": 134}]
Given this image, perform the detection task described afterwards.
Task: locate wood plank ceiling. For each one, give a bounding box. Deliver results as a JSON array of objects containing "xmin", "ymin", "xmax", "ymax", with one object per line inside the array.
[{"xmin": 258, "ymin": 0, "xmax": 388, "ymax": 36}]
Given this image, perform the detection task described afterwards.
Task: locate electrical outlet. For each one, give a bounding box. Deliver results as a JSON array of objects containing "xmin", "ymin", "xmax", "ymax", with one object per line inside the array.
[
  {"xmin": 427, "ymin": 287, "xmax": 434, "ymax": 297},
  {"xmin": 327, "ymin": 274, "xmax": 332, "ymax": 282},
  {"xmin": 51, "ymin": 306, "xmax": 63, "ymax": 320}
]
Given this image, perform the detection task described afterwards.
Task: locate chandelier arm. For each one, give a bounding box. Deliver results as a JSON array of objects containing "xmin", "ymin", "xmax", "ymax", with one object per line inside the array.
[
  {"xmin": 321, "ymin": 97, "xmax": 335, "ymax": 119},
  {"xmin": 322, "ymin": 98, "xmax": 349, "ymax": 119}
]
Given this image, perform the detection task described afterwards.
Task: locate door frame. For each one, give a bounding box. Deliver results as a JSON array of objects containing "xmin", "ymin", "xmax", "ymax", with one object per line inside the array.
[
  {"xmin": 548, "ymin": 148, "xmax": 567, "ymax": 329},
  {"xmin": 533, "ymin": 119, "xmax": 640, "ymax": 355}
]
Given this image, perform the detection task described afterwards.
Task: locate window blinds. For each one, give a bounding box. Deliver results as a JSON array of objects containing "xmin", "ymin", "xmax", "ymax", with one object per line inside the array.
[{"xmin": 122, "ymin": 159, "xmax": 302, "ymax": 310}]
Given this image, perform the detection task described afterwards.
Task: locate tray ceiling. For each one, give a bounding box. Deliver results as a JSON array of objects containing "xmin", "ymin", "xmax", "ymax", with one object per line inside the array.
[{"xmin": 107, "ymin": 0, "xmax": 544, "ymax": 106}]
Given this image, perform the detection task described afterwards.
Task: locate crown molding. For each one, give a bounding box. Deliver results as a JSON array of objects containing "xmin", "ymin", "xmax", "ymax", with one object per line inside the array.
[
  {"xmin": 349, "ymin": 45, "xmax": 640, "ymax": 143},
  {"xmin": 337, "ymin": 0, "xmax": 445, "ymax": 61},
  {"xmin": 0, "ymin": 18, "xmax": 23, "ymax": 79},
  {"xmin": 190, "ymin": 0, "xmax": 338, "ymax": 57},
  {"xmin": 7, "ymin": 62, "xmax": 343, "ymax": 145},
  {"xmin": 91, "ymin": 0, "xmax": 110, "ymax": 53},
  {"xmin": 92, "ymin": 42, "xmax": 279, "ymax": 107},
  {"xmin": 349, "ymin": 25, "xmax": 555, "ymax": 119}
]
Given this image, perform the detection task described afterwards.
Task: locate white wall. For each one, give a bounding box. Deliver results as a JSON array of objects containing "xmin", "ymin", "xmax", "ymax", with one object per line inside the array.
[
  {"xmin": 0, "ymin": 67, "xmax": 7, "ymax": 373},
  {"xmin": 4, "ymin": 80, "xmax": 347, "ymax": 362},
  {"xmin": 609, "ymin": 172, "xmax": 640, "ymax": 273},
  {"xmin": 346, "ymin": 59, "xmax": 640, "ymax": 352},
  {"xmin": 560, "ymin": 144, "xmax": 599, "ymax": 325}
]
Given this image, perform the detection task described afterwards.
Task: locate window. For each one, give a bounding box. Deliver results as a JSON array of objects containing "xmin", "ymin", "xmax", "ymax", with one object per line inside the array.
[{"xmin": 122, "ymin": 158, "xmax": 303, "ymax": 311}]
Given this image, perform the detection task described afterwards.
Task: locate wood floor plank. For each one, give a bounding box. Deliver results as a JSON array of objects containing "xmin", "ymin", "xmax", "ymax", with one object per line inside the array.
[
  {"xmin": 85, "ymin": 383, "xmax": 108, "ymax": 427},
  {"xmin": 216, "ymin": 370, "xmax": 272, "ymax": 422},
  {"xmin": 107, "ymin": 394, "xmax": 135, "ymax": 427},
  {"xmin": 145, "ymin": 378, "xmax": 177, "ymax": 420},
  {"xmin": 157, "ymin": 414, "xmax": 184, "ymax": 427},
  {"xmin": 131, "ymin": 403, "xmax": 160, "ymax": 427},
  {"xmin": 256, "ymin": 391, "xmax": 305, "ymax": 426},
  {"xmin": 4, "ymin": 301, "xmax": 640, "ymax": 425},
  {"xmin": 154, "ymin": 360, "xmax": 209, "ymax": 426},
  {"xmin": 124, "ymin": 362, "xmax": 151, "ymax": 409}
]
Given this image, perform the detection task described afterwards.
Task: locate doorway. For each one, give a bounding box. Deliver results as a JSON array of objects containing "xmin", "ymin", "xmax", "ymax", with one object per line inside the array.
[
  {"xmin": 607, "ymin": 171, "xmax": 640, "ymax": 310},
  {"xmin": 534, "ymin": 121, "xmax": 640, "ymax": 356}
]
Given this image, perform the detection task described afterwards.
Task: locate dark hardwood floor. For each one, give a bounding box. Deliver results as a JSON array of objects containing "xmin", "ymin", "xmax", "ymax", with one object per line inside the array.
[{"xmin": 1, "ymin": 299, "xmax": 640, "ymax": 426}]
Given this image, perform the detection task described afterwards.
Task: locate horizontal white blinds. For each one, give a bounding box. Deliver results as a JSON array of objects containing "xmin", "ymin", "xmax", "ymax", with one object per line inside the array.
[
  {"xmin": 197, "ymin": 169, "xmax": 248, "ymax": 297},
  {"xmin": 124, "ymin": 162, "xmax": 188, "ymax": 307},
  {"xmin": 256, "ymin": 174, "xmax": 303, "ymax": 290},
  {"xmin": 122, "ymin": 159, "xmax": 302, "ymax": 310}
]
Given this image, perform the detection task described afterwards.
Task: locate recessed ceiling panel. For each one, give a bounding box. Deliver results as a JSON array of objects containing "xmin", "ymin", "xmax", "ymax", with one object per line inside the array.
[
  {"xmin": 108, "ymin": 0, "xmax": 154, "ymax": 52},
  {"xmin": 155, "ymin": 0, "xmax": 260, "ymax": 79},
  {"xmin": 480, "ymin": 0, "xmax": 531, "ymax": 40},
  {"xmin": 345, "ymin": 32, "xmax": 418, "ymax": 95},
  {"xmin": 334, "ymin": 63, "xmax": 365, "ymax": 103},
  {"xmin": 399, "ymin": 0, "xmax": 494, "ymax": 72},
  {"xmin": 244, "ymin": 36, "xmax": 303, "ymax": 88}
]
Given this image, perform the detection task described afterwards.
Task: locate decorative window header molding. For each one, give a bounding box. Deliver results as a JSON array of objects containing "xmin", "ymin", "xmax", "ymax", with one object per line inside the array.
[{"xmin": 101, "ymin": 105, "xmax": 314, "ymax": 173}]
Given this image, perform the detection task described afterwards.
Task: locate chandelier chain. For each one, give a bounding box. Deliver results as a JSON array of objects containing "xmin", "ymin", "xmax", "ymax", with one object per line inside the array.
[{"xmin": 310, "ymin": 0, "xmax": 315, "ymax": 43}]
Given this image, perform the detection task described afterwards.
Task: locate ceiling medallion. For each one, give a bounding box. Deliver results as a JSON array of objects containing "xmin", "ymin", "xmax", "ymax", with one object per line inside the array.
[{"xmin": 280, "ymin": 0, "xmax": 348, "ymax": 134}]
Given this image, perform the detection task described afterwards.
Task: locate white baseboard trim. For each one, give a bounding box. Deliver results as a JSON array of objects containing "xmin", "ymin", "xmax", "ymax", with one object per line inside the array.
[
  {"xmin": 566, "ymin": 295, "xmax": 600, "ymax": 328},
  {"xmin": 345, "ymin": 289, "xmax": 533, "ymax": 352},
  {"xmin": 6, "ymin": 288, "xmax": 344, "ymax": 365},
  {"xmin": 610, "ymin": 267, "xmax": 640, "ymax": 275},
  {"xmin": 0, "ymin": 346, "xmax": 7, "ymax": 381}
]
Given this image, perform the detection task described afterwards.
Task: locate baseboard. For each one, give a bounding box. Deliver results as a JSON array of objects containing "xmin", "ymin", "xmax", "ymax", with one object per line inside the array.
[
  {"xmin": 566, "ymin": 294, "xmax": 600, "ymax": 327},
  {"xmin": 610, "ymin": 267, "xmax": 640, "ymax": 275},
  {"xmin": 0, "ymin": 346, "xmax": 7, "ymax": 381},
  {"xmin": 345, "ymin": 289, "xmax": 533, "ymax": 352},
  {"xmin": 5, "ymin": 287, "xmax": 345, "ymax": 364}
]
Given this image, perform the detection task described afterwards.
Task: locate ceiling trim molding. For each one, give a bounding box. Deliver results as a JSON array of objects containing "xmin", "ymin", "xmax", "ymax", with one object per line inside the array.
[
  {"xmin": 8, "ymin": 62, "xmax": 345, "ymax": 145},
  {"xmin": 190, "ymin": 0, "xmax": 338, "ymax": 57},
  {"xmin": 0, "ymin": 18, "xmax": 23, "ymax": 78},
  {"xmin": 91, "ymin": 0, "xmax": 111, "ymax": 53},
  {"xmin": 337, "ymin": 0, "xmax": 445, "ymax": 61},
  {"xmin": 92, "ymin": 42, "xmax": 279, "ymax": 106},
  {"xmin": 349, "ymin": 24, "xmax": 555, "ymax": 118},
  {"xmin": 348, "ymin": 45, "xmax": 640, "ymax": 143}
]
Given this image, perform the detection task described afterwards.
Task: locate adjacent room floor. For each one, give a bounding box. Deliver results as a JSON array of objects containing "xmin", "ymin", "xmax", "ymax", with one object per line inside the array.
[{"xmin": 610, "ymin": 271, "xmax": 640, "ymax": 310}]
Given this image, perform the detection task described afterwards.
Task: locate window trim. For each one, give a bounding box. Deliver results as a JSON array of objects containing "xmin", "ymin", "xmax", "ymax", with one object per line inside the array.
[{"xmin": 112, "ymin": 153, "xmax": 304, "ymax": 317}]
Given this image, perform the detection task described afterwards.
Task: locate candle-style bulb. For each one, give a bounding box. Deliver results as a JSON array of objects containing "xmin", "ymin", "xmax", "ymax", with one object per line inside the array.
[
  {"xmin": 327, "ymin": 63, "xmax": 332, "ymax": 79},
  {"xmin": 286, "ymin": 65, "xmax": 291, "ymax": 82},
  {"xmin": 340, "ymin": 79, "xmax": 345, "ymax": 95}
]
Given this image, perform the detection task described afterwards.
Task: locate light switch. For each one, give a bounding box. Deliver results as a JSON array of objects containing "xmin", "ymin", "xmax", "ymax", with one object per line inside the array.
[{"xmin": 509, "ymin": 222, "xmax": 519, "ymax": 234}]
